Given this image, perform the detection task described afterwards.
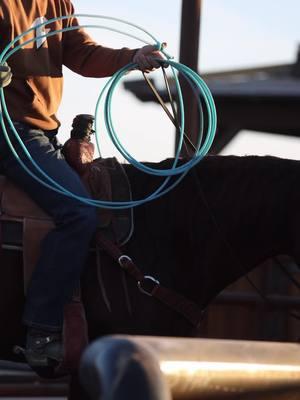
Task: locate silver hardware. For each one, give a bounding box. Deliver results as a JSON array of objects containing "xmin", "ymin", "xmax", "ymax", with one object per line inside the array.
[
  {"xmin": 138, "ymin": 275, "xmax": 160, "ymax": 297},
  {"xmin": 13, "ymin": 345, "xmax": 25, "ymax": 355},
  {"xmin": 118, "ymin": 255, "xmax": 132, "ymax": 268}
]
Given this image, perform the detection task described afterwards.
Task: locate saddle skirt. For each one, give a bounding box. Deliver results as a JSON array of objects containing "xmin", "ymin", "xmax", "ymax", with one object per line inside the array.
[{"xmin": 0, "ymin": 157, "xmax": 133, "ymax": 292}]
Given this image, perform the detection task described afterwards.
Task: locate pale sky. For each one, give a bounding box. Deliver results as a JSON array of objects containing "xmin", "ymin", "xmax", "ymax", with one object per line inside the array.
[{"xmin": 57, "ymin": 0, "xmax": 300, "ymax": 161}]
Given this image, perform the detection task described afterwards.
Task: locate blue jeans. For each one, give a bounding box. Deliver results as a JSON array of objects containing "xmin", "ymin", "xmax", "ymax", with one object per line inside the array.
[{"xmin": 0, "ymin": 122, "xmax": 98, "ymax": 331}]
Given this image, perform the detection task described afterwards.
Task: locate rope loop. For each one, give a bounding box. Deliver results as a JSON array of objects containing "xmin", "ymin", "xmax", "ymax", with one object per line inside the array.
[{"xmin": 0, "ymin": 14, "xmax": 217, "ymax": 209}]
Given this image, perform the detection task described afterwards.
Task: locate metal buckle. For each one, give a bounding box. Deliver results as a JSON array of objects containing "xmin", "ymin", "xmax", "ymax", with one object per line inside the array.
[
  {"xmin": 138, "ymin": 275, "xmax": 160, "ymax": 297},
  {"xmin": 118, "ymin": 255, "xmax": 132, "ymax": 268}
]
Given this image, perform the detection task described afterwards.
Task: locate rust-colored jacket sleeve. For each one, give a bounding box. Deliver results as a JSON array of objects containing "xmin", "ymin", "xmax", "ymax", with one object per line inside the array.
[{"xmin": 62, "ymin": 2, "xmax": 137, "ymax": 77}]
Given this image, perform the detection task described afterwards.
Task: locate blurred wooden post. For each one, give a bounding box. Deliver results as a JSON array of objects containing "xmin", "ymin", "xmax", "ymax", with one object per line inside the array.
[{"xmin": 176, "ymin": 0, "xmax": 202, "ymax": 156}]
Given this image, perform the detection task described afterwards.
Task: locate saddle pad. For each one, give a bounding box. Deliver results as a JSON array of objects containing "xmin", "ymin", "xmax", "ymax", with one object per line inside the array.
[{"xmin": 91, "ymin": 158, "xmax": 133, "ymax": 245}]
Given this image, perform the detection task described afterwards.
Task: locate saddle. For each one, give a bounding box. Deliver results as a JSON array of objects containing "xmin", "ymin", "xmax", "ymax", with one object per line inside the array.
[{"xmin": 0, "ymin": 157, "xmax": 133, "ymax": 292}]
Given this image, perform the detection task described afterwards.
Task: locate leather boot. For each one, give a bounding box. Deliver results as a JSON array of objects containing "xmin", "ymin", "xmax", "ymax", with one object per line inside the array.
[{"xmin": 25, "ymin": 328, "xmax": 63, "ymax": 367}]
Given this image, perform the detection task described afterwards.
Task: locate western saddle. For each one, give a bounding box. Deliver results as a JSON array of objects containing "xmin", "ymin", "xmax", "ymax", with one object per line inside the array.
[{"xmin": 0, "ymin": 158, "xmax": 134, "ymax": 293}]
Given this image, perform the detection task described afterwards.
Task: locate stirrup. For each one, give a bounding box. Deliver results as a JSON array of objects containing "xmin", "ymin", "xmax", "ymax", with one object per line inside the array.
[
  {"xmin": 14, "ymin": 342, "xmax": 64, "ymax": 379},
  {"xmin": 26, "ymin": 332, "xmax": 63, "ymax": 366}
]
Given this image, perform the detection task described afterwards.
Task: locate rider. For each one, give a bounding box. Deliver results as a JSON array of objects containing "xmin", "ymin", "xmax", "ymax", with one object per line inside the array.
[{"xmin": 0, "ymin": 0, "xmax": 164, "ymax": 367}]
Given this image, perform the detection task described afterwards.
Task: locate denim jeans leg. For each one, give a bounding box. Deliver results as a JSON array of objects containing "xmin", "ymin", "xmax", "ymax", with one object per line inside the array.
[{"xmin": 0, "ymin": 125, "xmax": 98, "ymax": 331}]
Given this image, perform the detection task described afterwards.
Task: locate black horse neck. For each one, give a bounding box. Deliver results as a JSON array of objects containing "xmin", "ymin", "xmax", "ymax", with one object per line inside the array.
[{"xmin": 125, "ymin": 155, "xmax": 300, "ymax": 308}]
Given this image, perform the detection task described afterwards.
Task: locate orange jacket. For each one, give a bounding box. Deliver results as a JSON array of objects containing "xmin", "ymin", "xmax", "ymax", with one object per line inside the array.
[{"xmin": 0, "ymin": 0, "xmax": 136, "ymax": 130}]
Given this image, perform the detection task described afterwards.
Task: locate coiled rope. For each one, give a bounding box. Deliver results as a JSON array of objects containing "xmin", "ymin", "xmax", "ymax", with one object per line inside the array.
[{"xmin": 0, "ymin": 14, "xmax": 217, "ymax": 209}]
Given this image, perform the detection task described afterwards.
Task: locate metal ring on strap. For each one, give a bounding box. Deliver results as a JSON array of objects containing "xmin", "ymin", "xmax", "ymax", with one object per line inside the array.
[
  {"xmin": 138, "ymin": 275, "xmax": 160, "ymax": 297},
  {"xmin": 118, "ymin": 255, "xmax": 133, "ymax": 268}
]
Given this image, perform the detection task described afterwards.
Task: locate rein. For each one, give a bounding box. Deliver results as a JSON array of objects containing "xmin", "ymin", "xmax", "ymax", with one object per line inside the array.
[
  {"xmin": 142, "ymin": 67, "xmax": 197, "ymax": 156},
  {"xmin": 95, "ymin": 231, "xmax": 203, "ymax": 329}
]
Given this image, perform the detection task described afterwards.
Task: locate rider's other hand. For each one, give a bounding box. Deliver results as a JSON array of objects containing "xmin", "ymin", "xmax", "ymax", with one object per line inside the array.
[
  {"xmin": 133, "ymin": 43, "xmax": 167, "ymax": 73},
  {"xmin": 0, "ymin": 62, "xmax": 12, "ymax": 88}
]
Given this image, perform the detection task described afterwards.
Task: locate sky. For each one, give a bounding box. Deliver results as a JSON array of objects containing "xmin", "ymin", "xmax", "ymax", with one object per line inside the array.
[{"xmin": 57, "ymin": 0, "xmax": 300, "ymax": 161}]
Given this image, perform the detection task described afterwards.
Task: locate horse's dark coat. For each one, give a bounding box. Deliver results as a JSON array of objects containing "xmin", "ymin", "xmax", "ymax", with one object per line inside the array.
[{"xmin": 1, "ymin": 155, "xmax": 299, "ymax": 360}]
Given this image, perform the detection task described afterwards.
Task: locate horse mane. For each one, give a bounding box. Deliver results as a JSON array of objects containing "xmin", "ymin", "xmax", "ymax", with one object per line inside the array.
[{"xmin": 126, "ymin": 154, "xmax": 300, "ymax": 210}]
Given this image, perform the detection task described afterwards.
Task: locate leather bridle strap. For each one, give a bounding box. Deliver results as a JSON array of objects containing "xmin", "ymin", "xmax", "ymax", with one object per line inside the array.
[{"xmin": 95, "ymin": 231, "xmax": 203, "ymax": 329}]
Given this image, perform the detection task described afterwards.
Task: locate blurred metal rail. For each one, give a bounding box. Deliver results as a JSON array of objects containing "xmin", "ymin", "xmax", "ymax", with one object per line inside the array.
[
  {"xmin": 2, "ymin": 335, "xmax": 300, "ymax": 399},
  {"xmin": 80, "ymin": 336, "xmax": 300, "ymax": 400}
]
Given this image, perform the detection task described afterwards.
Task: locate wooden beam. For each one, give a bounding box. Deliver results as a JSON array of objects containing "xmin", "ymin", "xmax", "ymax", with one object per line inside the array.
[
  {"xmin": 179, "ymin": 0, "xmax": 201, "ymax": 71},
  {"xmin": 176, "ymin": 0, "xmax": 202, "ymax": 156}
]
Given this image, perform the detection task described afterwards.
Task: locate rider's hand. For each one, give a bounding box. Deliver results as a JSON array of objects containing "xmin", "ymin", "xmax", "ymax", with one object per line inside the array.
[
  {"xmin": 132, "ymin": 43, "xmax": 167, "ymax": 73},
  {"xmin": 0, "ymin": 62, "xmax": 12, "ymax": 88}
]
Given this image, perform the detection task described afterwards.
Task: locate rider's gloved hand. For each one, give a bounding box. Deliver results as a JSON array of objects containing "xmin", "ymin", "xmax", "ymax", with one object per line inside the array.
[
  {"xmin": 133, "ymin": 43, "xmax": 167, "ymax": 73},
  {"xmin": 0, "ymin": 62, "xmax": 12, "ymax": 88}
]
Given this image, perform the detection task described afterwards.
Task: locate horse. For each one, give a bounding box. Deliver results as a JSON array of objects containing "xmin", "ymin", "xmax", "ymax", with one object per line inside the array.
[{"xmin": 0, "ymin": 155, "xmax": 299, "ymax": 393}]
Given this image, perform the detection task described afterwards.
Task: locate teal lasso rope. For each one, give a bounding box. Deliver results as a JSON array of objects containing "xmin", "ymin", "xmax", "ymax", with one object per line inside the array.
[{"xmin": 0, "ymin": 14, "xmax": 217, "ymax": 209}]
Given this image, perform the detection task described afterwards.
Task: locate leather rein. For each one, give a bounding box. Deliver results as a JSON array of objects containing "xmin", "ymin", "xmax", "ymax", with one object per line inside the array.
[{"xmin": 95, "ymin": 230, "xmax": 203, "ymax": 329}]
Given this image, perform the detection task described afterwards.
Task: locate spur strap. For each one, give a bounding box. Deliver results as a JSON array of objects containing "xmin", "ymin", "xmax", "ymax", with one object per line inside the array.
[{"xmin": 95, "ymin": 231, "xmax": 203, "ymax": 329}]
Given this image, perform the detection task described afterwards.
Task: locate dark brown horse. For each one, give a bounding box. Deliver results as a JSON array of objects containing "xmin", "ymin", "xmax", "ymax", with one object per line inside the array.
[{"xmin": 0, "ymin": 155, "xmax": 299, "ymax": 363}]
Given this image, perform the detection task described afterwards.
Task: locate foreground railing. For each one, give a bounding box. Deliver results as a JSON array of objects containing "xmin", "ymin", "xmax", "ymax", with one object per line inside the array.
[
  {"xmin": 80, "ymin": 336, "xmax": 300, "ymax": 400},
  {"xmin": 1, "ymin": 337, "xmax": 300, "ymax": 399}
]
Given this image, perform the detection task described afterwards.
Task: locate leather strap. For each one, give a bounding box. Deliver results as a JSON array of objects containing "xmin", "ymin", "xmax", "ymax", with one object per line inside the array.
[
  {"xmin": 95, "ymin": 231, "xmax": 203, "ymax": 329},
  {"xmin": 142, "ymin": 67, "xmax": 196, "ymax": 155}
]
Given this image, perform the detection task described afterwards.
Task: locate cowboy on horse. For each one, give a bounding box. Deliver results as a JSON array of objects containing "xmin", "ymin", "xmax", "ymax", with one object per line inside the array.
[{"xmin": 0, "ymin": 0, "xmax": 165, "ymax": 368}]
